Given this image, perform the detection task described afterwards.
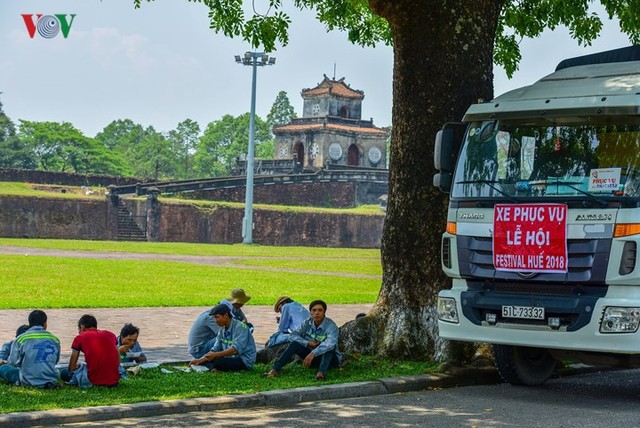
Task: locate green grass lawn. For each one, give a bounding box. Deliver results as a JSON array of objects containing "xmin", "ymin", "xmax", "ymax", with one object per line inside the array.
[
  {"xmin": 0, "ymin": 358, "xmax": 437, "ymax": 414},
  {"xmin": 234, "ymin": 258, "xmax": 383, "ymax": 276},
  {"xmin": 163, "ymin": 195, "xmax": 384, "ymax": 216},
  {"xmin": 0, "ymin": 255, "xmax": 380, "ymax": 308},
  {"xmin": 0, "ymin": 238, "xmax": 381, "ymax": 308},
  {"xmin": 0, "ymin": 182, "xmax": 104, "ymax": 199}
]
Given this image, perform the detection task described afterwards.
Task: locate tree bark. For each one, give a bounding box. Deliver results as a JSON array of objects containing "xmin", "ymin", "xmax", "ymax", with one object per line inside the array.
[{"xmin": 341, "ymin": 0, "xmax": 503, "ymax": 361}]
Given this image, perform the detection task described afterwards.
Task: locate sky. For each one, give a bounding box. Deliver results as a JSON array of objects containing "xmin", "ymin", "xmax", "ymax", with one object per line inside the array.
[{"xmin": 0, "ymin": 1, "xmax": 633, "ymax": 138}]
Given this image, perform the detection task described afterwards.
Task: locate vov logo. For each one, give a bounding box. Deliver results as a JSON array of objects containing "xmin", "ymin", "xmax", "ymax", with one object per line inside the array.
[{"xmin": 21, "ymin": 14, "xmax": 76, "ymax": 39}]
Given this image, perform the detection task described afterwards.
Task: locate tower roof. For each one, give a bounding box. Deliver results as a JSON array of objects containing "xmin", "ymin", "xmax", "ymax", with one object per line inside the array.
[
  {"xmin": 273, "ymin": 121, "xmax": 388, "ymax": 136},
  {"xmin": 301, "ymin": 75, "xmax": 364, "ymax": 100}
]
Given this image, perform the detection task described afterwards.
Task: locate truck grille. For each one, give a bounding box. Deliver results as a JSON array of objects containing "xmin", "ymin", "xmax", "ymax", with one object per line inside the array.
[
  {"xmin": 493, "ymin": 283, "xmax": 574, "ymax": 295},
  {"xmin": 457, "ymin": 236, "xmax": 611, "ymax": 284}
]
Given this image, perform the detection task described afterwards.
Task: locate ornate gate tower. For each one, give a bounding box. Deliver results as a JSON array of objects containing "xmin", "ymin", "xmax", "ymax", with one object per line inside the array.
[{"xmin": 273, "ymin": 75, "xmax": 388, "ymax": 170}]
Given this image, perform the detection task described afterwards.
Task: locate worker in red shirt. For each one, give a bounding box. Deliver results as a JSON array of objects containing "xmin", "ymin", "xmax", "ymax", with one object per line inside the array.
[{"xmin": 60, "ymin": 314, "xmax": 120, "ymax": 387}]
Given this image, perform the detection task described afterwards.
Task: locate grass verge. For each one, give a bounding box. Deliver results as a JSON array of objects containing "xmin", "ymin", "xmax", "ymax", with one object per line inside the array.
[
  {"xmin": 0, "ymin": 357, "xmax": 437, "ymax": 414},
  {"xmin": 233, "ymin": 258, "xmax": 382, "ymax": 276},
  {"xmin": 0, "ymin": 256, "xmax": 379, "ymax": 308},
  {"xmin": 0, "ymin": 182, "xmax": 103, "ymax": 199}
]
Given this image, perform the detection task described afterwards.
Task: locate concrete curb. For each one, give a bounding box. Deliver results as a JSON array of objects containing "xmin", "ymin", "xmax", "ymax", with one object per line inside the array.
[
  {"xmin": 260, "ymin": 381, "xmax": 388, "ymax": 407},
  {"xmin": 0, "ymin": 368, "xmax": 503, "ymax": 427}
]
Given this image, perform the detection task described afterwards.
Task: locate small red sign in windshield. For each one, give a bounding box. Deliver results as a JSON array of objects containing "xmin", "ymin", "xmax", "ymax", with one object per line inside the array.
[{"xmin": 493, "ymin": 204, "xmax": 568, "ymax": 273}]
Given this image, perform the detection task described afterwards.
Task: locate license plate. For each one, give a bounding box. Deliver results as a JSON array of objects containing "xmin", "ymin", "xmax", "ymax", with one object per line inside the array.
[{"xmin": 502, "ymin": 305, "xmax": 545, "ymax": 320}]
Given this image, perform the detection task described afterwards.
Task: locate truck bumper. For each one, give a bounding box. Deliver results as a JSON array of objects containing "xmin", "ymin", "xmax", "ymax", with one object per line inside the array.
[{"xmin": 438, "ymin": 283, "xmax": 640, "ymax": 354}]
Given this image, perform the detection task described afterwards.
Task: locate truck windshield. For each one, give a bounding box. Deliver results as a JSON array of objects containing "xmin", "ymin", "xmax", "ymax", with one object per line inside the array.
[{"xmin": 451, "ymin": 120, "xmax": 640, "ymax": 200}]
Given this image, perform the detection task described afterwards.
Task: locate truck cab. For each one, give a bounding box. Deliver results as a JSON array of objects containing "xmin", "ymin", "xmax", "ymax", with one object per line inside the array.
[{"xmin": 434, "ymin": 46, "xmax": 640, "ymax": 385}]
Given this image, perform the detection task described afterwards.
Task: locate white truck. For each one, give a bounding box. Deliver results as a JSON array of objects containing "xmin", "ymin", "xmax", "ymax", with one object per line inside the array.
[{"xmin": 433, "ymin": 46, "xmax": 640, "ymax": 385}]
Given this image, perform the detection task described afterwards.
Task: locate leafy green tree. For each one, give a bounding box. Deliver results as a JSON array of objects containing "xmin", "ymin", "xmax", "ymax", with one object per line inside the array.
[
  {"xmin": 255, "ymin": 137, "xmax": 275, "ymax": 159},
  {"xmin": 267, "ymin": 90, "xmax": 297, "ymax": 128},
  {"xmin": 167, "ymin": 119, "xmax": 201, "ymax": 179},
  {"xmin": 83, "ymin": 142, "xmax": 133, "ymax": 176},
  {"xmin": 194, "ymin": 113, "xmax": 272, "ymax": 177},
  {"xmin": 135, "ymin": 0, "xmax": 640, "ymax": 360},
  {"xmin": 0, "ymin": 97, "xmax": 36, "ymax": 169},
  {"xmin": 96, "ymin": 120, "xmax": 176, "ymax": 179},
  {"xmin": 18, "ymin": 121, "xmax": 65, "ymax": 171},
  {"xmin": 130, "ymin": 126, "xmax": 176, "ymax": 179},
  {"xmin": 95, "ymin": 119, "xmax": 146, "ymax": 155},
  {"xmin": 263, "ymin": 91, "xmax": 295, "ymax": 159},
  {"xmin": 18, "ymin": 120, "xmax": 130, "ymax": 175}
]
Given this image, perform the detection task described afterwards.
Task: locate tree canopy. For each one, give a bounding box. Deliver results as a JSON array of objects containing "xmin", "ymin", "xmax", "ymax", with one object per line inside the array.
[
  {"xmin": 0, "ymin": 91, "xmax": 280, "ymax": 181},
  {"xmin": 0, "ymin": 98, "xmax": 35, "ymax": 169},
  {"xmin": 18, "ymin": 120, "xmax": 131, "ymax": 175},
  {"xmin": 96, "ymin": 119, "xmax": 183, "ymax": 179},
  {"xmin": 267, "ymin": 90, "xmax": 297, "ymax": 129},
  {"xmin": 167, "ymin": 119, "xmax": 201, "ymax": 179},
  {"xmin": 194, "ymin": 113, "xmax": 272, "ymax": 177}
]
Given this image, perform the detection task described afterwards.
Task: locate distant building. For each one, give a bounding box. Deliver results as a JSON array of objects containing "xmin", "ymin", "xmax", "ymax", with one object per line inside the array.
[{"xmin": 273, "ymin": 75, "xmax": 389, "ymax": 170}]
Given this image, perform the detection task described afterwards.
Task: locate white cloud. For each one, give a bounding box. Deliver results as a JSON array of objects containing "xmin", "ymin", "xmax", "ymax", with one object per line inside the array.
[
  {"xmin": 120, "ymin": 33, "xmax": 158, "ymax": 73},
  {"xmin": 87, "ymin": 27, "xmax": 150, "ymax": 71}
]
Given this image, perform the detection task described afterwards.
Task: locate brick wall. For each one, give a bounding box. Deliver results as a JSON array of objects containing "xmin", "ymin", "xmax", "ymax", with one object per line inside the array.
[
  {"xmin": 0, "ymin": 195, "xmax": 116, "ymax": 240},
  {"xmin": 185, "ymin": 182, "xmax": 360, "ymax": 208},
  {"xmin": 155, "ymin": 201, "xmax": 383, "ymax": 247},
  {"xmin": 0, "ymin": 196, "xmax": 384, "ymax": 248}
]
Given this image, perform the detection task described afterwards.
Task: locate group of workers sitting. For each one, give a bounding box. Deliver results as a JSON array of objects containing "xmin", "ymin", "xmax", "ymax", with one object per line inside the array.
[
  {"xmin": 187, "ymin": 288, "xmax": 341, "ymax": 381},
  {"xmin": 0, "ymin": 288, "xmax": 343, "ymax": 388},
  {"xmin": 0, "ymin": 310, "xmax": 144, "ymax": 388}
]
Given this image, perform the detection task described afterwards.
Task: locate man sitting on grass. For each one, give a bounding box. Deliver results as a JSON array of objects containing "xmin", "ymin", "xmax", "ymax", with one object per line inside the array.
[
  {"xmin": 61, "ymin": 314, "xmax": 120, "ymax": 387},
  {"xmin": 117, "ymin": 323, "xmax": 147, "ymax": 363},
  {"xmin": 0, "ymin": 324, "xmax": 30, "ymax": 365},
  {"xmin": 263, "ymin": 300, "xmax": 342, "ymax": 381},
  {"xmin": 187, "ymin": 288, "xmax": 252, "ymax": 359},
  {"xmin": 257, "ymin": 296, "xmax": 310, "ymax": 364},
  {"xmin": 188, "ymin": 304, "xmax": 256, "ymax": 372},
  {"xmin": 0, "ymin": 310, "xmax": 61, "ymax": 388}
]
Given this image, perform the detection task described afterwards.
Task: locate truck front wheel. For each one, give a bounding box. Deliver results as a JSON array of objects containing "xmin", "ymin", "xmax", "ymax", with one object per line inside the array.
[{"xmin": 492, "ymin": 344, "xmax": 557, "ymax": 386}]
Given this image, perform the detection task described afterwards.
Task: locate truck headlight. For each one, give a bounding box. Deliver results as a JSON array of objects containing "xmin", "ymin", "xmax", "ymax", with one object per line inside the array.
[
  {"xmin": 438, "ymin": 297, "xmax": 459, "ymax": 323},
  {"xmin": 600, "ymin": 307, "xmax": 640, "ymax": 333}
]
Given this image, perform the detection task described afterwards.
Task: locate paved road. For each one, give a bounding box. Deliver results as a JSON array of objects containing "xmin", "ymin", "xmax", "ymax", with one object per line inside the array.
[{"xmin": 63, "ymin": 368, "xmax": 640, "ymax": 427}]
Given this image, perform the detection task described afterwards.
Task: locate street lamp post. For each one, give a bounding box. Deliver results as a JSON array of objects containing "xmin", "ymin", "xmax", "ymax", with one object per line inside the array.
[{"xmin": 235, "ymin": 51, "xmax": 276, "ymax": 244}]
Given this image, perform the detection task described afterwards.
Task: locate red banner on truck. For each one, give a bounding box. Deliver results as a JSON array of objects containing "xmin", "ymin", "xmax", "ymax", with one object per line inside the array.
[{"xmin": 493, "ymin": 204, "xmax": 568, "ymax": 273}]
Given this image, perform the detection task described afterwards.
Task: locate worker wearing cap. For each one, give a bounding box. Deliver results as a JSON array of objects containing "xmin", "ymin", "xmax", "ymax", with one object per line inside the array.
[
  {"xmin": 188, "ymin": 304, "xmax": 256, "ymax": 372},
  {"xmin": 187, "ymin": 288, "xmax": 251, "ymax": 359},
  {"xmin": 218, "ymin": 288, "xmax": 251, "ymax": 323}
]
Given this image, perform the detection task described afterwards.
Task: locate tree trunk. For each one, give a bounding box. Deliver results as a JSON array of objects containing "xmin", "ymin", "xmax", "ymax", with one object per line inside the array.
[{"xmin": 341, "ymin": 0, "xmax": 503, "ymax": 361}]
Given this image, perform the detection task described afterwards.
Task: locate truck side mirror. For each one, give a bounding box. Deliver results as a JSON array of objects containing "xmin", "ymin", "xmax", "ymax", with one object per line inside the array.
[
  {"xmin": 433, "ymin": 172, "xmax": 452, "ymax": 191},
  {"xmin": 433, "ymin": 123, "xmax": 465, "ymax": 193}
]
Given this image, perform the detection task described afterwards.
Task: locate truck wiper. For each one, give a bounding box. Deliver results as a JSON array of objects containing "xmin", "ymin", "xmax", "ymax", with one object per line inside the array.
[
  {"xmin": 456, "ymin": 180, "xmax": 520, "ymax": 203},
  {"xmin": 547, "ymin": 180, "xmax": 609, "ymax": 208}
]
